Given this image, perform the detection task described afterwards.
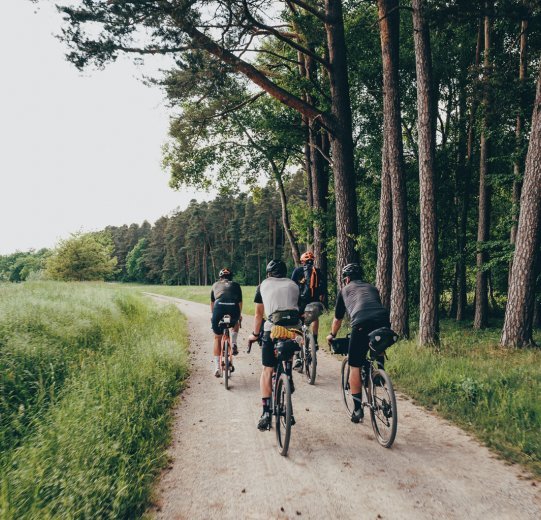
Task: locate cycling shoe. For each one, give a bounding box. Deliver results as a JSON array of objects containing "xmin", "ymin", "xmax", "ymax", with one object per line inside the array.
[{"xmin": 258, "ymin": 412, "xmax": 271, "ymax": 431}]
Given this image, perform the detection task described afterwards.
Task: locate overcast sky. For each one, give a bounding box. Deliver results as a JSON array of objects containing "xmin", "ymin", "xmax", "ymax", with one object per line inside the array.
[{"xmin": 0, "ymin": 0, "xmax": 210, "ymax": 254}]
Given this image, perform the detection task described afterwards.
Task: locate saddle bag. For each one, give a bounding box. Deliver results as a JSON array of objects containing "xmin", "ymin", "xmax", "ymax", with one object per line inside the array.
[
  {"xmin": 268, "ymin": 309, "xmax": 300, "ymax": 327},
  {"xmin": 368, "ymin": 327, "xmax": 398, "ymax": 358}
]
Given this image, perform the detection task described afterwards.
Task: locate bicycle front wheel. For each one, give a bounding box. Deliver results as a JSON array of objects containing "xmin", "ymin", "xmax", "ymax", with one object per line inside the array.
[
  {"xmin": 223, "ymin": 340, "xmax": 230, "ymax": 390},
  {"xmin": 275, "ymin": 373, "xmax": 293, "ymax": 456},
  {"xmin": 304, "ymin": 332, "xmax": 317, "ymax": 385},
  {"xmin": 369, "ymin": 369, "xmax": 397, "ymax": 448}
]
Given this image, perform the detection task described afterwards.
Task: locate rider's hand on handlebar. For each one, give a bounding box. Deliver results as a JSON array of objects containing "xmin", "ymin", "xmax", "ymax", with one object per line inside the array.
[
  {"xmin": 248, "ymin": 333, "xmax": 259, "ymax": 343},
  {"xmin": 326, "ymin": 334, "xmax": 335, "ymax": 346}
]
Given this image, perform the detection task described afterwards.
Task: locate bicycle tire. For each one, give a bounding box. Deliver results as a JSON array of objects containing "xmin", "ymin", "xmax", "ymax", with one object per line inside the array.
[
  {"xmin": 369, "ymin": 369, "xmax": 397, "ymax": 448},
  {"xmin": 274, "ymin": 373, "xmax": 293, "ymax": 456},
  {"xmin": 305, "ymin": 332, "xmax": 317, "ymax": 385},
  {"xmin": 223, "ymin": 338, "xmax": 230, "ymax": 390},
  {"xmin": 340, "ymin": 357, "xmax": 354, "ymax": 415}
]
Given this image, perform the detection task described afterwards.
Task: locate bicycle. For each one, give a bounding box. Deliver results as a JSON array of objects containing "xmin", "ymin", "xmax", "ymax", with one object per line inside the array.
[
  {"xmin": 297, "ymin": 302, "xmax": 324, "ymax": 385},
  {"xmin": 332, "ymin": 331, "xmax": 398, "ymax": 448},
  {"xmin": 248, "ymin": 329, "xmax": 301, "ymax": 456},
  {"xmin": 297, "ymin": 321, "xmax": 317, "ymax": 385},
  {"xmin": 218, "ymin": 314, "xmax": 234, "ymax": 390}
]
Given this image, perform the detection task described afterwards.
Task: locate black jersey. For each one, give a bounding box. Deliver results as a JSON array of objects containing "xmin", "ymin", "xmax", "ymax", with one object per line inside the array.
[
  {"xmin": 211, "ymin": 280, "xmax": 242, "ymax": 303},
  {"xmin": 334, "ymin": 280, "xmax": 389, "ymax": 327}
]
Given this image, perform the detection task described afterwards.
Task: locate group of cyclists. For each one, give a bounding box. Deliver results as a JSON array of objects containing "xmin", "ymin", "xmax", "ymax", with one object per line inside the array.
[{"xmin": 209, "ymin": 251, "xmax": 390, "ymax": 431}]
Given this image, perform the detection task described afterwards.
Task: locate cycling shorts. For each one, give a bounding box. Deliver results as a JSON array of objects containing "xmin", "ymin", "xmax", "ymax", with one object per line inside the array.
[
  {"xmin": 348, "ymin": 318, "xmax": 390, "ymax": 368},
  {"xmin": 211, "ymin": 300, "xmax": 240, "ymax": 335}
]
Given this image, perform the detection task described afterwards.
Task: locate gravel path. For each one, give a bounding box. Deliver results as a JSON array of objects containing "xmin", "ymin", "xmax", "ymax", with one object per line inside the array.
[{"xmin": 147, "ymin": 294, "xmax": 540, "ymax": 520}]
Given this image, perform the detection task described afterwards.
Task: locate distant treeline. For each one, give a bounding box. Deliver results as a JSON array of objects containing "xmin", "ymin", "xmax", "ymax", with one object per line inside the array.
[{"xmin": 0, "ymin": 184, "xmax": 302, "ymax": 286}]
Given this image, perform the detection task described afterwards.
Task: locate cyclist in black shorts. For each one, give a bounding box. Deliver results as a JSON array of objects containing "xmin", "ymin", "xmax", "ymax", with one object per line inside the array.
[
  {"xmin": 211, "ymin": 268, "xmax": 243, "ymax": 377},
  {"xmin": 327, "ymin": 263, "xmax": 390, "ymax": 424},
  {"xmin": 248, "ymin": 259, "xmax": 301, "ymax": 431}
]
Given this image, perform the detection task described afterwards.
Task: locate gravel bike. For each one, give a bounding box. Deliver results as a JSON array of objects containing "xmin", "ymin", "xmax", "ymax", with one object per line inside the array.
[
  {"xmin": 297, "ymin": 302, "xmax": 324, "ymax": 385},
  {"xmin": 332, "ymin": 329, "xmax": 398, "ymax": 448},
  {"xmin": 248, "ymin": 329, "xmax": 301, "ymax": 456},
  {"xmin": 218, "ymin": 315, "xmax": 234, "ymax": 390}
]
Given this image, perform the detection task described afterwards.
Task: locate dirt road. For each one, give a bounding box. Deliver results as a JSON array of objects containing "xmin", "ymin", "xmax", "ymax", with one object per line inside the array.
[{"xmin": 148, "ymin": 294, "xmax": 540, "ymax": 520}]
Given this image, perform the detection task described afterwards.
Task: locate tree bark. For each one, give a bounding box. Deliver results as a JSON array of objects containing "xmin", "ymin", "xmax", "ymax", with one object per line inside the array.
[
  {"xmin": 325, "ymin": 0, "xmax": 360, "ymax": 282},
  {"xmin": 311, "ymin": 125, "xmax": 329, "ymax": 284},
  {"xmin": 457, "ymin": 19, "xmax": 484, "ymax": 321},
  {"xmin": 376, "ymin": 141, "xmax": 393, "ymax": 310},
  {"xmin": 501, "ymin": 62, "xmax": 541, "ymax": 347},
  {"xmin": 474, "ymin": 2, "xmax": 493, "ymax": 330},
  {"xmin": 377, "ymin": 0, "xmax": 409, "ymax": 336},
  {"xmin": 509, "ymin": 19, "xmax": 528, "ymax": 284},
  {"xmin": 413, "ymin": 0, "xmax": 439, "ymax": 345}
]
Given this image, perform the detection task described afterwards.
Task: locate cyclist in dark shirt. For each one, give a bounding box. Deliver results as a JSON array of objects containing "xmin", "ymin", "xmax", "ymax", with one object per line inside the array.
[
  {"xmin": 291, "ymin": 251, "xmax": 326, "ymax": 351},
  {"xmin": 327, "ymin": 263, "xmax": 390, "ymax": 424},
  {"xmin": 210, "ymin": 268, "xmax": 243, "ymax": 377}
]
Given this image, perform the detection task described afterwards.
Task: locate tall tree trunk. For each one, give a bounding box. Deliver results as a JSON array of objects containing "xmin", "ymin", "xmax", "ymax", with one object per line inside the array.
[
  {"xmin": 376, "ymin": 141, "xmax": 393, "ymax": 310},
  {"xmin": 413, "ymin": 0, "xmax": 439, "ymax": 345},
  {"xmin": 325, "ymin": 0, "xmax": 360, "ymax": 282},
  {"xmin": 457, "ymin": 19, "xmax": 484, "ymax": 321},
  {"xmin": 275, "ymin": 172, "xmax": 301, "ymax": 265},
  {"xmin": 377, "ymin": 0, "xmax": 409, "ymax": 336},
  {"xmin": 501, "ymin": 62, "xmax": 541, "ymax": 347},
  {"xmin": 474, "ymin": 2, "xmax": 493, "ymax": 330},
  {"xmin": 311, "ymin": 125, "xmax": 329, "ymax": 279},
  {"xmin": 509, "ymin": 19, "xmax": 529, "ymax": 284}
]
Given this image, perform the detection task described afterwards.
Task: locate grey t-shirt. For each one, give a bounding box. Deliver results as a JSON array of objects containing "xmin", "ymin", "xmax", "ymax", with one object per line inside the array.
[
  {"xmin": 334, "ymin": 280, "xmax": 389, "ymax": 327},
  {"xmin": 254, "ymin": 277, "xmax": 300, "ymax": 331}
]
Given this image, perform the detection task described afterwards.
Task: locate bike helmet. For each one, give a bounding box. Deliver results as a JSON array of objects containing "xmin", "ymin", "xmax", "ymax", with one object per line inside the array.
[
  {"xmin": 266, "ymin": 259, "xmax": 287, "ymax": 278},
  {"xmin": 219, "ymin": 268, "xmax": 233, "ymax": 280},
  {"xmin": 300, "ymin": 251, "xmax": 315, "ymax": 264},
  {"xmin": 342, "ymin": 262, "xmax": 362, "ymax": 281}
]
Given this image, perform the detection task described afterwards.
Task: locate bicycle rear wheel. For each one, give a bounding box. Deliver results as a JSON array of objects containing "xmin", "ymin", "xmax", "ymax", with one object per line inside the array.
[
  {"xmin": 340, "ymin": 357, "xmax": 354, "ymax": 415},
  {"xmin": 223, "ymin": 339, "xmax": 230, "ymax": 390},
  {"xmin": 304, "ymin": 332, "xmax": 317, "ymax": 385},
  {"xmin": 369, "ymin": 369, "xmax": 397, "ymax": 448},
  {"xmin": 274, "ymin": 373, "xmax": 293, "ymax": 456}
]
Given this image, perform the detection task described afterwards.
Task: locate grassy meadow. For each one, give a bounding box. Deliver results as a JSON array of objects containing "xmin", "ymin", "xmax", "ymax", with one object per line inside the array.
[
  {"xmin": 135, "ymin": 284, "xmax": 541, "ymax": 478},
  {"xmin": 0, "ymin": 282, "xmax": 188, "ymax": 519}
]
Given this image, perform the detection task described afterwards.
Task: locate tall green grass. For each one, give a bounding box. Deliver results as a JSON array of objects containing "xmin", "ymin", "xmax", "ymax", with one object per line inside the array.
[
  {"xmin": 0, "ymin": 282, "xmax": 188, "ymax": 518},
  {"xmin": 386, "ymin": 323, "xmax": 541, "ymax": 477}
]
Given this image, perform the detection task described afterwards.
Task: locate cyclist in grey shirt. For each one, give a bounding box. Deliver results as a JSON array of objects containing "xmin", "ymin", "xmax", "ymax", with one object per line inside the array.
[{"xmin": 248, "ymin": 259, "xmax": 301, "ymax": 431}]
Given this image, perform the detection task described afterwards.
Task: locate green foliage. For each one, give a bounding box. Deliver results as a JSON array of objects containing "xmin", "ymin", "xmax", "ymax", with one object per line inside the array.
[
  {"xmin": 46, "ymin": 232, "xmax": 117, "ymax": 282},
  {"xmin": 0, "ymin": 249, "xmax": 50, "ymax": 282},
  {"xmin": 386, "ymin": 321, "xmax": 541, "ymax": 477},
  {"xmin": 0, "ymin": 282, "xmax": 188, "ymax": 518},
  {"xmin": 126, "ymin": 237, "xmax": 149, "ymax": 282}
]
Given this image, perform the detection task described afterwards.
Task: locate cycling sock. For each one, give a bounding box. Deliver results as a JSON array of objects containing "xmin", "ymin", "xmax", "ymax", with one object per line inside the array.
[
  {"xmin": 262, "ymin": 397, "xmax": 271, "ymax": 413},
  {"xmin": 214, "ymin": 356, "xmax": 220, "ymax": 367},
  {"xmin": 352, "ymin": 392, "xmax": 362, "ymax": 411},
  {"xmin": 231, "ymin": 331, "xmax": 238, "ymax": 345},
  {"xmin": 313, "ymin": 333, "xmax": 318, "ymax": 344}
]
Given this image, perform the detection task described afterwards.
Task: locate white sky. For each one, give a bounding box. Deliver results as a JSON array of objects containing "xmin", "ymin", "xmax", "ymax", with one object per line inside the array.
[{"xmin": 0, "ymin": 0, "xmax": 211, "ymax": 254}]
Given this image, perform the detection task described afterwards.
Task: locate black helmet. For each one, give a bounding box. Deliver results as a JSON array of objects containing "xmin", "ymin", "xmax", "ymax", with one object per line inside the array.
[
  {"xmin": 266, "ymin": 259, "xmax": 287, "ymax": 278},
  {"xmin": 342, "ymin": 262, "xmax": 362, "ymax": 280},
  {"xmin": 219, "ymin": 268, "xmax": 233, "ymax": 280}
]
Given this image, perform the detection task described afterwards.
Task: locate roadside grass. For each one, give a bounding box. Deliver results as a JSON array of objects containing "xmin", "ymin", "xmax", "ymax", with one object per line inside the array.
[
  {"xmin": 128, "ymin": 284, "xmax": 540, "ymax": 477},
  {"xmin": 385, "ymin": 322, "xmax": 541, "ymax": 478},
  {"xmin": 0, "ymin": 282, "xmax": 188, "ymax": 519}
]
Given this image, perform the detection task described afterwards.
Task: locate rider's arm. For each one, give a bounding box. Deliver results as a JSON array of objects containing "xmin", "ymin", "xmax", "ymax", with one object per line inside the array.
[
  {"xmin": 210, "ymin": 289, "xmax": 215, "ymax": 312},
  {"xmin": 327, "ymin": 289, "xmax": 346, "ymax": 342},
  {"xmin": 253, "ymin": 303, "xmax": 264, "ymax": 335}
]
